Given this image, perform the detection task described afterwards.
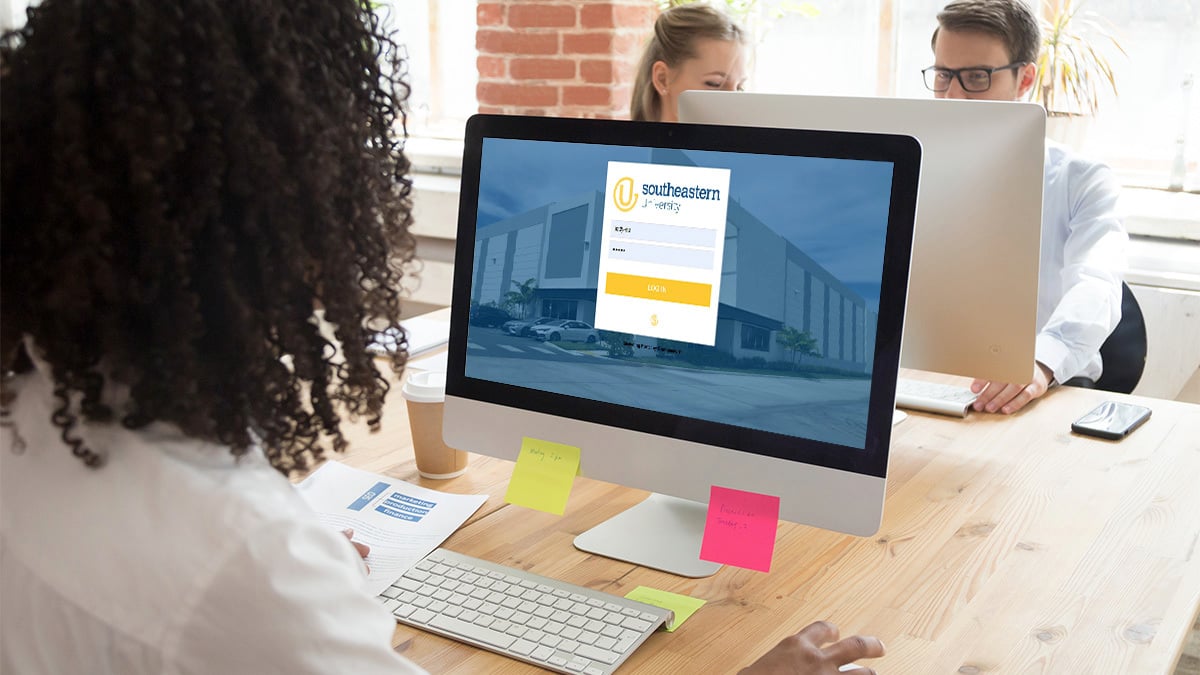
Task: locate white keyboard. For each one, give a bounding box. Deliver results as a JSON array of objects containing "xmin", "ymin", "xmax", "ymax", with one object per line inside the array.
[
  {"xmin": 895, "ymin": 378, "xmax": 978, "ymax": 417},
  {"xmin": 378, "ymin": 548, "xmax": 672, "ymax": 674}
]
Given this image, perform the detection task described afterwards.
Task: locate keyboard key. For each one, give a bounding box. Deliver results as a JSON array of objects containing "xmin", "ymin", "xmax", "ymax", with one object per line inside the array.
[
  {"xmin": 585, "ymin": 667, "xmax": 604, "ymax": 675},
  {"xmin": 410, "ymin": 608, "xmax": 435, "ymax": 624},
  {"xmin": 566, "ymin": 660, "xmax": 588, "ymax": 672},
  {"xmin": 600, "ymin": 624, "xmax": 623, "ymax": 638},
  {"xmin": 576, "ymin": 644, "xmax": 619, "ymax": 665},
  {"xmin": 381, "ymin": 586, "xmax": 401, "ymax": 599},
  {"xmin": 548, "ymin": 655, "xmax": 569, "ymax": 667},
  {"xmin": 381, "ymin": 598, "xmax": 401, "ymax": 612},
  {"xmin": 406, "ymin": 570, "xmax": 430, "ymax": 582},
  {"xmin": 532, "ymin": 645, "xmax": 556, "ymax": 661},
  {"xmin": 622, "ymin": 616, "xmax": 652, "ymax": 632},
  {"xmin": 595, "ymin": 636, "xmax": 617, "ymax": 650},
  {"xmin": 561, "ymin": 626, "xmax": 582, "ymax": 640},
  {"xmin": 559, "ymin": 639, "xmax": 581, "ymax": 653},
  {"xmin": 540, "ymin": 634, "xmax": 563, "ymax": 649},
  {"xmin": 430, "ymin": 614, "xmax": 515, "ymax": 650},
  {"xmin": 512, "ymin": 639, "xmax": 537, "ymax": 656}
]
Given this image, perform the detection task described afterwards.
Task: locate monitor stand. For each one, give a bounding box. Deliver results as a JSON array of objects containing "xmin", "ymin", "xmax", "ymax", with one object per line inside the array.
[
  {"xmin": 573, "ymin": 492, "xmax": 722, "ymax": 578},
  {"xmin": 892, "ymin": 408, "xmax": 908, "ymax": 425}
]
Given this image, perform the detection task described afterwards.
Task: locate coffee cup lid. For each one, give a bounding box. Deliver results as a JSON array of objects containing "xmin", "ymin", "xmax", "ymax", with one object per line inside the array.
[{"xmin": 401, "ymin": 370, "xmax": 446, "ymax": 403}]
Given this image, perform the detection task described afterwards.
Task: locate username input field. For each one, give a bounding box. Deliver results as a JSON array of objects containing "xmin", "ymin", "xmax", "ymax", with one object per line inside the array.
[{"xmin": 610, "ymin": 220, "xmax": 717, "ymax": 248}]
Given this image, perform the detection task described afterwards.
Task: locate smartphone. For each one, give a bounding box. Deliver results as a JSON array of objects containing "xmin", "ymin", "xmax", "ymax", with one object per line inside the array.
[{"xmin": 1071, "ymin": 401, "xmax": 1152, "ymax": 440}]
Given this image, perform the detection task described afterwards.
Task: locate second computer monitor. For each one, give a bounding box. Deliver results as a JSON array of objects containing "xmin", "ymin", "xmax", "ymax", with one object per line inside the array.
[{"xmin": 680, "ymin": 92, "xmax": 1045, "ymax": 384}]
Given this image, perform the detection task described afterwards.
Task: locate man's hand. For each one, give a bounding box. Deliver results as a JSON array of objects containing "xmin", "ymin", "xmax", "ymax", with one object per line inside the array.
[
  {"xmin": 739, "ymin": 621, "xmax": 885, "ymax": 674},
  {"xmin": 970, "ymin": 362, "xmax": 1055, "ymax": 414},
  {"xmin": 342, "ymin": 528, "xmax": 371, "ymax": 574}
]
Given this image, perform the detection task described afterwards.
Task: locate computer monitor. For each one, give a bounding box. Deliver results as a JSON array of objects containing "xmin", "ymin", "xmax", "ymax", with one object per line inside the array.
[
  {"xmin": 443, "ymin": 114, "xmax": 920, "ymax": 577},
  {"xmin": 679, "ymin": 92, "xmax": 1045, "ymax": 385}
]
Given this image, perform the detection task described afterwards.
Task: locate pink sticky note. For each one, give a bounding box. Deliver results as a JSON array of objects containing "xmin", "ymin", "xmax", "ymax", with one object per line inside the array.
[{"xmin": 699, "ymin": 485, "xmax": 781, "ymax": 573}]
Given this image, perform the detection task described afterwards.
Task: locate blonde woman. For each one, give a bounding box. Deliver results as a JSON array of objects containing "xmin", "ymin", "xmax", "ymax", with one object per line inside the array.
[{"xmin": 630, "ymin": 3, "xmax": 749, "ymax": 121}]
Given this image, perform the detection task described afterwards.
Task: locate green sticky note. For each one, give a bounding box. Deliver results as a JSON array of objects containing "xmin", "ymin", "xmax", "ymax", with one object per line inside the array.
[
  {"xmin": 504, "ymin": 437, "xmax": 581, "ymax": 515},
  {"xmin": 624, "ymin": 586, "xmax": 706, "ymax": 632}
]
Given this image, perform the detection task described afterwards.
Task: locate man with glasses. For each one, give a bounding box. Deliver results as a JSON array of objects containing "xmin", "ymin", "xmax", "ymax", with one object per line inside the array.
[{"xmin": 925, "ymin": 0, "xmax": 1127, "ymax": 415}]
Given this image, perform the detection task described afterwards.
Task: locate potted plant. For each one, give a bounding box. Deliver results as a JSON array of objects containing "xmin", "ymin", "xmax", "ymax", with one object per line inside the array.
[{"xmin": 1032, "ymin": 0, "xmax": 1126, "ymax": 149}]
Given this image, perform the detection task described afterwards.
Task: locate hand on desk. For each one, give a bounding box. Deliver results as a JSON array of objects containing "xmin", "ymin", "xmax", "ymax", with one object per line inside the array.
[
  {"xmin": 970, "ymin": 361, "xmax": 1055, "ymax": 415},
  {"xmin": 739, "ymin": 621, "xmax": 884, "ymax": 675}
]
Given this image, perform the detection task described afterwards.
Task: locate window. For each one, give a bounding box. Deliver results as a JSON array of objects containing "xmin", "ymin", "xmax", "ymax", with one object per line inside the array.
[
  {"xmin": 745, "ymin": 0, "xmax": 1200, "ymax": 190},
  {"xmin": 543, "ymin": 299, "xmax": 578, "ymax": 320},
  {"xmin": 376, "ymin": 0, "xmax": 478, "ymax": 140},
  {"xmin": 740, "ymin": 323, "xmax": 771, "ymax": 352}
]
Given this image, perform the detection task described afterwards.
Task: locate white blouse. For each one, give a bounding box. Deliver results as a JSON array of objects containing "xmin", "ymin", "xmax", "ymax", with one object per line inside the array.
[{"xmin": 1, "ymin": 358, "xmax": 427, "ymax": 675}]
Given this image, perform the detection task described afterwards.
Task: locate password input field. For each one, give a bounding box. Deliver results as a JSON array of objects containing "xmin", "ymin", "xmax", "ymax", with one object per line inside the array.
[{"xmin": 607, "ymin": 240, "xmax": 714, "ymax": 270}]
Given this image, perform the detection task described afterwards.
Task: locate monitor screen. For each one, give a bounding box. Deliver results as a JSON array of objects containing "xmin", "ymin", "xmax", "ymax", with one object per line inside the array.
[{"xmin": 444, "ymin": 115, "xmax": 919, "ymax": 571}]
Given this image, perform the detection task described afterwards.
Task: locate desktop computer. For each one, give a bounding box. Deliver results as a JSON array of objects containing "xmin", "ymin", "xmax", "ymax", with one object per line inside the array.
[
  {"xmin": 441, "ymin": 114, "xmax": 920, "ymax": 580},
  {"xmin": 679, "ymin": 92, "xmax": 1046, "ymax": 401}
]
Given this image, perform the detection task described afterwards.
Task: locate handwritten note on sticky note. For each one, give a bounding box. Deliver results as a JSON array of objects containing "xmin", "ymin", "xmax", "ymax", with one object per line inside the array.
[
  {"xmin": 504, "ymin": 437, "xmax": 581, "ymax": 515},
  {"xmin": 698, "ymin": 485, "xmax": 781, "ymax": 573},
  {"xmin": 625, "ymin": 586, "xmax": 706, "ymax": 632}
]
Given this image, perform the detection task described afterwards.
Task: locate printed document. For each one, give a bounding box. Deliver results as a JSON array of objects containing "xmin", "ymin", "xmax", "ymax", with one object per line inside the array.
[{"xmin": 297, "ymin": 460, "xmax": 487, "ymax": 595}]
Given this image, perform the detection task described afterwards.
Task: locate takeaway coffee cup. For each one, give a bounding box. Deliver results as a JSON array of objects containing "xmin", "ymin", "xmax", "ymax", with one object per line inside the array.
[{"xmin": 401, "ymin": 371, "xmax": 468, "ymax": 479}]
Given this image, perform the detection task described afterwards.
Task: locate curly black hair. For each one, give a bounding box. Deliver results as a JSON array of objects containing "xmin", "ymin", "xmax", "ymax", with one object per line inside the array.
[{"xmin": 1, "ymin": 0, "xmax": 416, "ymax": 476}]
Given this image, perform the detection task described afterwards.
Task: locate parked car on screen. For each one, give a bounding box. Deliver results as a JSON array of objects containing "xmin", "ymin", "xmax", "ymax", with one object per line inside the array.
[
  {"xmin": 468, "ymin": 305, "xmax": 511, "ymax": 328},
  {"xmin": 503, "ymin": 316, "xmax": 557, "ymax": 337},
  {"xmin": 531, "ymin": 320, "xmax": 599, "ymax": 343}
]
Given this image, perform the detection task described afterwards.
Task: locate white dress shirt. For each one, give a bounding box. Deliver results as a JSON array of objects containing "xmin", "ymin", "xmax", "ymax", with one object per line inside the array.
[
  {"xmin": 1035, "ymin": 140, "xmax": 1128, "ymax": 383},
  {"xmin": 1, "ymin": 356, "xmax": 427, "ymax": 675}
]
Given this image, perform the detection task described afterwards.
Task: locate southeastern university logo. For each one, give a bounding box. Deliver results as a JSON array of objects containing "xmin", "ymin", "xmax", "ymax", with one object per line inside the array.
[{"xmin": 613, "ymin": 176, "xmax": 638, "ymax": 212}]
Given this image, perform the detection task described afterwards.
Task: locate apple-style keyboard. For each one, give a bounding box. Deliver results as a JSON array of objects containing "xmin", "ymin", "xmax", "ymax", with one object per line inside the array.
[
  {"xmin": 895, "ymin": 378, "xmax": 978, "ymax": 417},
  {"xmin": 378, "ymin": 548, "xmax": 673, "ymax": 674}
]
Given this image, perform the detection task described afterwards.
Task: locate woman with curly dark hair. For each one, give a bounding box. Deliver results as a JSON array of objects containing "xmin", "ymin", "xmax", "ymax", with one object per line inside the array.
[{"xmin": 0, "ymin": 0, "xmax": 427, "ymax": 671}]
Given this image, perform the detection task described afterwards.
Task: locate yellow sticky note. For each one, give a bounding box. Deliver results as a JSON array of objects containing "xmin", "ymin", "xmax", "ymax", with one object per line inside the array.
[
  {"xmin": 504, "ymin": 437, "xmax": 581, "ymax": 515},
  {"xmin": 624, "ymin": 586, "xmax": 706, "ymax": 632}
]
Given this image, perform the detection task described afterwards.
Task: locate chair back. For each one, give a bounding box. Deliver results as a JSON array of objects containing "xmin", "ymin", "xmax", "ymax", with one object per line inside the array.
[{"xmin": 1094, "ymin": 282, "xmax": 1148, "ymax": 394}]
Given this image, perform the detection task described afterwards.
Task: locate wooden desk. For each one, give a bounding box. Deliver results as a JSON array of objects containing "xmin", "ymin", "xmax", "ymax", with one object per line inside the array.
[{"xmin": 336, "ymin": 367, "xmax": 1200, "ymax": 673}]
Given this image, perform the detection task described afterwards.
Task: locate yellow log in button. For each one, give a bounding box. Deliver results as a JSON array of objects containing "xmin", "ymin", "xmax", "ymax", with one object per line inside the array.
[{"xmin": 605, "ymin": 272, "xmax": 712, "ymax": 307}]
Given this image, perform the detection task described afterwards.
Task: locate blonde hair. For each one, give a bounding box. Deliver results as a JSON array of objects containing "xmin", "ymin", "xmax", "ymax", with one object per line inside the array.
[{"xmin": 630, "ymin": 4, "xmax": 745, "ymax": 122}]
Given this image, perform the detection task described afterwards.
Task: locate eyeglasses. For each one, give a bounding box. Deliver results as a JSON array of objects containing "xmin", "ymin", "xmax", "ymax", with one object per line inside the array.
[{"xmin": 921, "ymin": 62, "xmax": 1027, "ymax": 93}]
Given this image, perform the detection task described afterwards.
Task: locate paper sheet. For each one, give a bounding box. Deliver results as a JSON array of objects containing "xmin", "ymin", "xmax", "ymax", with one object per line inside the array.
[
  {"xmin": 370, "ymin": 312, "xmax": 450, "ymax": 357},
  {"xmin": 296, "ymin": 460, "xmax": 486, "ymax": 595}
]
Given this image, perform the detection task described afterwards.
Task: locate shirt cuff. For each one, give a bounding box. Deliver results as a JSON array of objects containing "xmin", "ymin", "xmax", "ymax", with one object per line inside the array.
[{"xmin": 1035, "ymin": 333, "xmax": 1072, "ymax": 384}]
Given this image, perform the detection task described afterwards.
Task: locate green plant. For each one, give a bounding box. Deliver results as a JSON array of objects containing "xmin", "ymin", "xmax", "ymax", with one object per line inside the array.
[
  {"xmin": 775, "ymin": 325, "xmax": 819, "ymax": 368},
  {"xmin": 1033, "ymin": 0, "xmax": 1126, "ymax": 115},
  {"xmin": 502, "ymin": 278, "xmax": 538, "ymax": 319}
]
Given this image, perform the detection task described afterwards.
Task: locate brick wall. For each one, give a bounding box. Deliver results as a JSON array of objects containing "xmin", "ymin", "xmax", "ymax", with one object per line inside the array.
[{"xmin": 476, "ymin": 1, "xmax": 659, "ymax": 119}]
